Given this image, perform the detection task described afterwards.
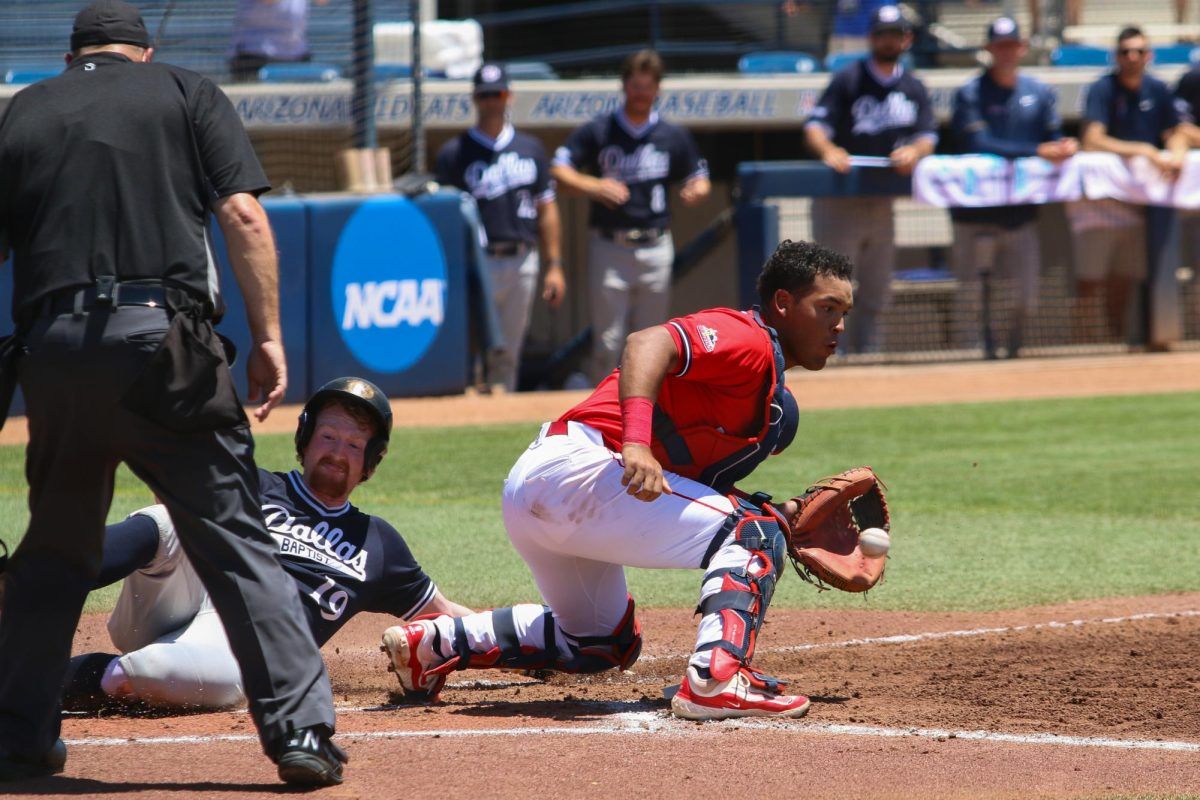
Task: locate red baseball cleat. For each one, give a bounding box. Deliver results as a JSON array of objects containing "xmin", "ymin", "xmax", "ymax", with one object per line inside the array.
[
  {"xmin": 670, "ymin": 665, "xmax": 811, "ymax": 720},
  {"xmin": 381, "ymin": 619, "xmax": 448, "ymax": 700}
]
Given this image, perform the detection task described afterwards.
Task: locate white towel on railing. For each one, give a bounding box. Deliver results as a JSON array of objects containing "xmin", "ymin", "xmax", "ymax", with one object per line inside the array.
[{"xmin": 913, "ymin": 152, "xmax": 1200, "ymax": 209}]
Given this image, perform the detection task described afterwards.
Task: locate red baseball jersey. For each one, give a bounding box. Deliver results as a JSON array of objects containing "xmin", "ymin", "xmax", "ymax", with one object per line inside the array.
[{"xmin": 560, "ymin": 308, "xmax": 786, "ymax": 486}]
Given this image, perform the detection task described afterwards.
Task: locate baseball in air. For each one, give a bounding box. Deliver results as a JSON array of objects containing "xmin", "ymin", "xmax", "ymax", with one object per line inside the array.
[{"xmin": 858, "ymin": 527, "xmax": 890, "ymax": 557}]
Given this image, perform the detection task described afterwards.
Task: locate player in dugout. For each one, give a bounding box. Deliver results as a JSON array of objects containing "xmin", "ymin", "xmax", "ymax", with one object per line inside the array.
[
  {"xmin": 1, "ymin": 378, "xmax": 473, "ymax": 713},
  {"xmin": 383, "ymin": 239, "xmax": 854, "ymax": 721}
]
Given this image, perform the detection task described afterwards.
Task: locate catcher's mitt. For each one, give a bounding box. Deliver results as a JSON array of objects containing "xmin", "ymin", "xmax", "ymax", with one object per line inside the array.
[{"xmin": 783, "ymin": 466, "xmax": 890, "ymax": 593}]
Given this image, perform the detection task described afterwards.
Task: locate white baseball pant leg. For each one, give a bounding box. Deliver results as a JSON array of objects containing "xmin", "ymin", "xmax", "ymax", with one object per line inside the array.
[
  {"xmin": 435, "ymin": 421, "xmax": 767, "ymax": 672},
  {"xmin": 812, "ymin": 196, "xmax": 895, "ymax": 354},
  {"xmin": 586, "ymin": 232, "xmax": 674, "ymax": 384},
  {"xmin": 484, "ymin": 248, "xmax": 540, "ymax": 392},
  {"xmin": 106, "ymin": 505, "xmax": 244, "ymax": 709}
]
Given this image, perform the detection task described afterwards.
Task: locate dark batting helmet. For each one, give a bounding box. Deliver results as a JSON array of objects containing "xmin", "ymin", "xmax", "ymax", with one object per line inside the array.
[{"xmin": 295, "ymin": 377, "xmax": 393, "ymax": 480}]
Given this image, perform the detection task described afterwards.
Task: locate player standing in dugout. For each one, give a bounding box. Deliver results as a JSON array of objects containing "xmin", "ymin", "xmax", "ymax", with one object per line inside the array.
[
  {"xmin": 948, "ymin": 16, "xmax": 1077, "ymax": 359},
  {"xmin": 435, "ymin": 63, "xmax": 565, "ymax": 395},
  {"xmin": 0, "ymin": 0, "xmax": 343, "ymax": 785},
  {"xmin": 552, "ymin": 49, "xmax": 711, "ymax": 386},
  {"xmin": 804, "ymin": 4, "xmax": 936, "ymax": 355}
]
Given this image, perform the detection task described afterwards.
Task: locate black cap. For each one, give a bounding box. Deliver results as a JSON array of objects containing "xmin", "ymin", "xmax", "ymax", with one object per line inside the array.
[
  {"xmin": 70, "ymin": 1, "xmax": 150, "ymax": 52},
  {"xmin": 869, "ymin": 4, "xmax": 909, "ymax": 34},
  {"xmin": 473, "ymin": 63, "xmax": 509, "ymax": 94},
  {"xmin": 986, "ymin": 16, "xmax": 1021, "ymax": 43}
]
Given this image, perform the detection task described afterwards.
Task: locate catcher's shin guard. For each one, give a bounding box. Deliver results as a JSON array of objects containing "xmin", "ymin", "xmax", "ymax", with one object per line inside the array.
[
  {"xmin": 693, "ymin": 496, "xmax": 787, "ymax": 681},
  {"xmin": 428, "ymin": 598, "xmax": 642, "ymax": 679}
]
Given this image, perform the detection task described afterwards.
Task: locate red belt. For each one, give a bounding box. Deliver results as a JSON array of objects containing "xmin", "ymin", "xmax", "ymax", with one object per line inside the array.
[{"xmin": 547, "ymin": 420, "xmax": 569, "ymax": 436}]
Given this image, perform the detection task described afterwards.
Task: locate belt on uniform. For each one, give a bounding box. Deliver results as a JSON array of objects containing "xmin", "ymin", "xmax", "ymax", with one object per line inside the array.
[
  {"xmin": 598, "ymin": 227, "xmax": 666, "ymax": 245},
  {"xmin": 547, "ymin": 419, "xmax": 569, "ymax": 436},
  {"xmin": 29, "ymin": 281, "xmax": 170, "ymax": 321},
  {"xmin": 485, "ymin": 241, "xmax": 530, "ymax": 257}
]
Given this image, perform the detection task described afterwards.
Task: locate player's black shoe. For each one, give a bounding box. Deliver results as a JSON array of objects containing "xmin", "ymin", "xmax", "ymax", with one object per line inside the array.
[
  {"xmin": 61, "ymin": 653, "xmax": 119, "ymax": 714},
  {"xmin": 0, "ymin": 738, "xmax": 66, "ymax": 782},
  {"xmin": 272, "ymin": 724, "xmax": 348, "ymax": 786}
]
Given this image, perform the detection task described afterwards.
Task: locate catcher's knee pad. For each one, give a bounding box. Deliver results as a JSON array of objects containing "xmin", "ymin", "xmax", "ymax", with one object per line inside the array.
[
  {"xmin": 695, "ymin": 496, "xmax": 787, "ymax": 680},
  {"xmin": 435, "ymin": 598, "xmax": 642, "ymax": 677}
]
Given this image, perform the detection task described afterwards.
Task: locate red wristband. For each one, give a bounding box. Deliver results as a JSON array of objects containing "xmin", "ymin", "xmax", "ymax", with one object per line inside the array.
[{"xmin": 620, "ymin": 396, "xmax": 653, "ymax": 447}]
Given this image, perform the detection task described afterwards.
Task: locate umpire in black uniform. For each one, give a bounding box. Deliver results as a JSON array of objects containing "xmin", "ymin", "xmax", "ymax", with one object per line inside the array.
[{"xmin": 0, "ymin": 1, "xmax": 345, "ymax": 786}]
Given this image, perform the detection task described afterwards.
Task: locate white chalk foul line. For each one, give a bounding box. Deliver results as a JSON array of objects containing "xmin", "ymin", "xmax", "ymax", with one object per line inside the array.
[
  {"xmin": 637, "ymin": 609, "xmax": 1200, "ymax": 663},
  {"xmin": 63, "ymin": 712, "xmax": 1200, "ymax": 753}
]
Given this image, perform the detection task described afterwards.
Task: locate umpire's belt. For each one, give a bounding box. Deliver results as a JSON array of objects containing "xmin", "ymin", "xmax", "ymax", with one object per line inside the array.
[
  {"xmin": 485, "ymin": 241, "xmax": 530, "ymax": 258},
  {"xmin": 598, "ymin": 227, "xmax": 666, "ymax": 246},
  {"xmin": 28, "ymin": 283, "xmax": 170, "ymax": 321}
]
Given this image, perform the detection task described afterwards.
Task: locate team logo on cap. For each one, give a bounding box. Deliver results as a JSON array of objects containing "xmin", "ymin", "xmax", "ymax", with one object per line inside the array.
[
  {"xmin": 877, "ymin": 5, "xmax": 901, "ymax": 23},
  {"xmin": 698, "ymin": 325, "xmax": 719, "ymax": 352},
  {"xmin": 480, "ymin": 64, "xmax": 503, "ymax": 83},
  {"xmin": 993, "ymin": 17, "xmax": 1017, "ymax": 35}
]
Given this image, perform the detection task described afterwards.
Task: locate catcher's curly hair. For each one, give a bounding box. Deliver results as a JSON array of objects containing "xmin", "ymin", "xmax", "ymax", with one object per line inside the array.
[{"xmin": 756, "ymin": 239, "xmax": 853, "ymax": 306}]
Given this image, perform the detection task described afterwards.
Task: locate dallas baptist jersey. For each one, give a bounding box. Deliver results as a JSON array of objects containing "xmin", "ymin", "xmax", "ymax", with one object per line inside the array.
[
  {"xmin": 807, "ymin": 59, "xmax": 936, "ymax": 156},
  {"xmin": 554, "ymin": 110, "xmax": 708, "ymax": 231},
  {"xmin": 435, "ymin": 124, "xmax": 554, "ymax": 246},
  {"xmin": 559, "ymin": 307, "xmax": 796, "ymax": 492},
  {"xmin": 259, "ymin": 469, "xmax": 435, "ymax": 645}
]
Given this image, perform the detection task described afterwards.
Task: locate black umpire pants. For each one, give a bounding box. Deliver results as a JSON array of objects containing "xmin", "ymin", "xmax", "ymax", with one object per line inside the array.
[{"xmin": 0, "ymin": 306, "xmax": 334, "ymax": 758}]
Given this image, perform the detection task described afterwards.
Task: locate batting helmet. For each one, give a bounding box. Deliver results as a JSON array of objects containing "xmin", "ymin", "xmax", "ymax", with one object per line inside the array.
[{"xmin": 295, "ymin": 377, "xmax": 393, "ymax": 480}]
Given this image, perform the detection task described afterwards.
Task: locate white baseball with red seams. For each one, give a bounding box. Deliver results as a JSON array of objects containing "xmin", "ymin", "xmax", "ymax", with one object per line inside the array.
[{"xmin": 858, "ymin": 527, "xmax": 890, "ymax": 557}]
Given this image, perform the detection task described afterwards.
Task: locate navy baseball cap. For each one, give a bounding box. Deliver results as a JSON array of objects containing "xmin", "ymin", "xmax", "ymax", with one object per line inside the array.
[
  {"xmin": 986, "ymin": 16, "xmax": 1021, "ymax": 43},
  {"xmin": 473, "ymin": 63, "xmax": 509, "ymax": 94},
  {"xmin": 71, "ymin": 0, "xmax": 150, "ymax": 51},
  {"xmin": 869, "ymin": 5, "xmax": 909, "ymax": 35}
]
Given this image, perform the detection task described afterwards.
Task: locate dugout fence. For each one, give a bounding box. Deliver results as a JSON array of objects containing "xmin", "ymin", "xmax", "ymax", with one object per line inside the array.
[{"xmin": 735, "ymin": 161, "xmax": 1200, "ymax": 363}]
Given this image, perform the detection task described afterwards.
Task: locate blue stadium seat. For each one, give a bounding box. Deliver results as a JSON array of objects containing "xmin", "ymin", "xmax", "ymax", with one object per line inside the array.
[
  {"xmin": 505, "ymin": 61, "xmax": 559, "ymax": 80},
  {"xmin": 823, "ymin": 51, "xmax": 911, "ymax": 73},
  {"xmin": 894, "ymin": 267, "xmax": 954, "ymax": 283},
  {"xmin": 257, "ymin": 63, "xmax": 342, "ymax": 83},
  {"xmin": 824, "ymin": 51, "xmax": 866, "ymax": 72},
  {"xmin": 4, "ymin": 66, "xmax": 61, "ymax": 84},
  {"xmin": 1050, "ymin": 44, "xmax": 1111, "ymax": 67},
  {"xmin": 1153, "ymin": 43, "xmax": 1199, "ymax": 65},
  {"xmin": 737, "ymin": 51, "xmax": 820, "ymax": 74}
]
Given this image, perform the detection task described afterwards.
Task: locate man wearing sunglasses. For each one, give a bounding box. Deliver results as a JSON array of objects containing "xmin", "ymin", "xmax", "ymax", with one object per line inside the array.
[
  {"xmin": 1068, "ymin": 26, "xmax": 1190, "ymax": 342},
  {"xmin": 435, "ymin": 63, "xmax": 564, "ymax": 394}
]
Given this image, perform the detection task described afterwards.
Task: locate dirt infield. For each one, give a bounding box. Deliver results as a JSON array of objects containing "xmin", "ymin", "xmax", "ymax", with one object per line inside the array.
[
  {"xmin": 47, "ymin": 595, "xmax": 1200, "ymax": 799},
  {"xmin": 6, "ymin": 351, "xmax": 1200, "ymax": 798}
]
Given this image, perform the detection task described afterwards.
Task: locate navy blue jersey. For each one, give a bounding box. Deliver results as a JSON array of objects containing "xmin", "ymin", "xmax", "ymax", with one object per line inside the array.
[
  {"xmin": 259, "ymin": 469, "xmax": 436, "ymax": 645},
  {"xmin": 1174, "ymin": 66, "xmax": 1200, "ymax": 123},
  {"xmin": 554, "ymin": 110, "xmax": 708, "ymax": 230},
  {"xmin": 950, "ymin": 72, "xmax": 1063, "ymax": 228},
  {"xmin": 1083, "ymin": 73, "xmax": 1179, "ymax": 147},
  {"xmin": 435, "ymin": 125, "xmax": 554, "ymax": 245},
  {"xmin": 806, "ymin": 59, "xmax": 937, "ymax": 157}
]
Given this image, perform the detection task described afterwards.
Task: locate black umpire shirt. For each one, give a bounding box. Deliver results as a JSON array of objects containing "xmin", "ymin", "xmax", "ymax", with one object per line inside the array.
[{"xmin": 0, "ymin": 51, "xmax": 269, "ymax": 322}]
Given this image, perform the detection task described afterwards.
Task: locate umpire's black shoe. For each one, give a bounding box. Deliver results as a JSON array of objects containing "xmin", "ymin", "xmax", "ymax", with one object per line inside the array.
[
  {"xmin": 0, "ymin": 739, "xmax": 66, "ymax": 782},
  {"xmin": 272, "ymin": 725, "xmax": 347, "ymax": 786}
]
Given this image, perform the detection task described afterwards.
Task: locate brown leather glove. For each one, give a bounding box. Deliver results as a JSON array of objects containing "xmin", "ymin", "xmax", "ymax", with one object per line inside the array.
[{"xmin": 783, "ymin": 466, "xmax": 891, "ymax": 593}]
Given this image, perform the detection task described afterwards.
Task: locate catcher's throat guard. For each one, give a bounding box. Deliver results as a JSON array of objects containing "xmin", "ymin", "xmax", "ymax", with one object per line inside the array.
[{"xmin": 783, "ymin": 466, "xmax": 891, "ymax": 593}]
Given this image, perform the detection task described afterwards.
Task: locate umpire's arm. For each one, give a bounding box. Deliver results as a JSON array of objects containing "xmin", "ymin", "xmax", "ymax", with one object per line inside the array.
[{"xmin": 215, "ymin": 192, "xmax": 287, "ymax": 421}]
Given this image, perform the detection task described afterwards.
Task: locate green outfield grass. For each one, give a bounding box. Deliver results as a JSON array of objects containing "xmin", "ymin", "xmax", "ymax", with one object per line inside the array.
[{"xmin": 1, "ymin": 391, "xmax": 1197, "ymax": 615}]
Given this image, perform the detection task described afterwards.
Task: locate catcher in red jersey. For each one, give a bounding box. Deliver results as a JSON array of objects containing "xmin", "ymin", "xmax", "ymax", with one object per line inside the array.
[{"xmin": 384, "ymin": 240, "xmax": 857, "ymax": 720}]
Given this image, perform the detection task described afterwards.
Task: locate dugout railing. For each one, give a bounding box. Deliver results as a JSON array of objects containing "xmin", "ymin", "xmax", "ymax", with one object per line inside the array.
[{"xmin": 734, "ymin": 161, "xmax": 1200, "ymax": 363}]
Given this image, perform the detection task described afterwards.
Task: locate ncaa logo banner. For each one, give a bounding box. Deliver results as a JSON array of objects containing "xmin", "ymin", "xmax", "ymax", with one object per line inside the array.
[{"xmin": 330, "ymin": 197, "xmax": 448, "ymax": 373}]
